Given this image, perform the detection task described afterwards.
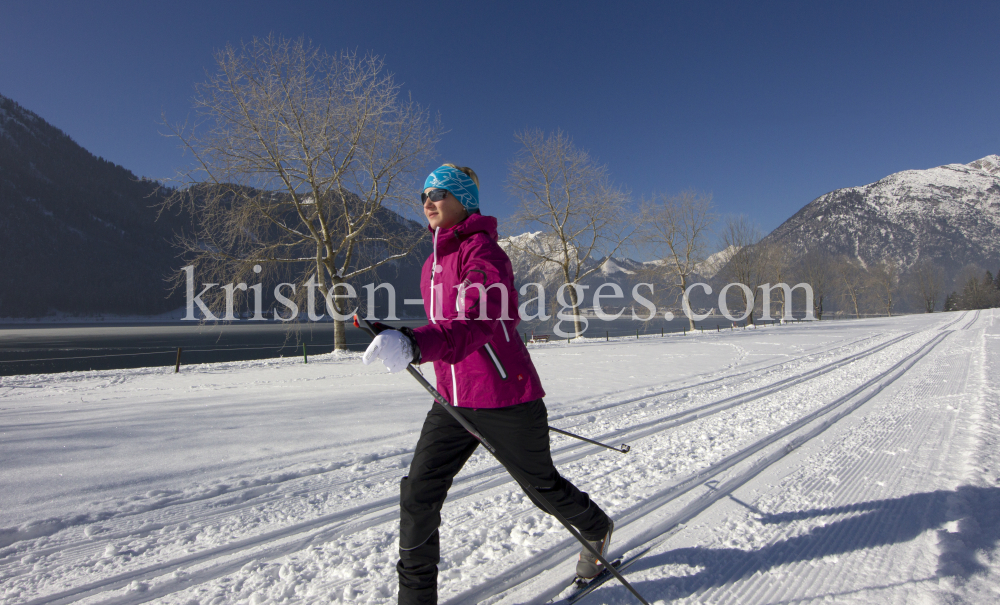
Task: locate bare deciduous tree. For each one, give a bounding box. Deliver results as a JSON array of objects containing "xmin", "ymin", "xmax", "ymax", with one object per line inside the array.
[
  {"xmin": 866, "ymin": 259, "xmax": 900, "ymax": 317},
  {"xmin": 906, "ymin": 259, "xmax": 945, "ymax": 313},
  {"xmin": 639, "ymin": 190, "xmax": 716, "ymax": 330},
  {"xmin": 718, "ymin": 215, "xmax": 770, "ymax": 325},
  {"xmin": 162, "ymin": 36, "xmax": 439, "ymax": 348},
  {"xmin": 834, "ymin": 256, "xmax": 868, "ymax": 318},
  {"xmin": 763, "ymin": 242, "xmax": 795, "ymax": 320},
  {"xmin": 505, "ymin": 129, "xmax": 632, "ymax": 337},
  {"xmin": 795, "ymin": 249, "xmax": 834, "ymax": 319}
]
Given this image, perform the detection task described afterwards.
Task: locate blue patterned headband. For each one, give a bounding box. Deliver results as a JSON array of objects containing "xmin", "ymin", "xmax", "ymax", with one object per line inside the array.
[{"xmin": 424, "ymin": 165, "xmax": 479, "ymax": 212}]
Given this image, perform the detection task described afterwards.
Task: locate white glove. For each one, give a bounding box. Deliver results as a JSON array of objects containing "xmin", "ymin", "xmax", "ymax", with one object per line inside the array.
[{"xmin": 362, "ymin": 329, "xmax": 414, "ymax": 373}]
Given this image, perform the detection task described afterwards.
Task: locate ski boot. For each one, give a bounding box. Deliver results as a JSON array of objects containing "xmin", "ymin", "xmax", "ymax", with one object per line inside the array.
[{"xmin": 576, "ymin": 518, "xmax": 614, "ymax": 579}]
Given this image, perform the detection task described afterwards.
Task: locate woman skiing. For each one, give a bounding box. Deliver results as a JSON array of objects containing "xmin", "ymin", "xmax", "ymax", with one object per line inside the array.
[{"xmin": 362, "ymin": 164, "xmax": 614, "ymax": 604}]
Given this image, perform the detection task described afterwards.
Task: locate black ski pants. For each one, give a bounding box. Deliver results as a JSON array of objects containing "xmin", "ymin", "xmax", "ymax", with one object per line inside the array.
[{"xmin": 397, "ymin": 398, "xmax": 609, "ymax": 605}]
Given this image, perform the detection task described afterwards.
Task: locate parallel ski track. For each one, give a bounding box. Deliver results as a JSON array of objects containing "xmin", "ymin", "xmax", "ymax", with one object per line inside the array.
[
  {"xmin": 552, "ymin": 332, "xmax": 917, "ymax": 456},
  {"xmin": 552, "ymin": 328, "xmax": 954, "ymax": 603},
  {"xmin": 7, "ymin": 315, "xmax": 966, "ymax": 605},
  {"xmin": 549, "ymin": 308, "xmax": 968, "ymax": 439},
  {"xmin": 444, "ymin": 330, "xmax": 952, "ymax": 604},
  {"xmin": 0, "ymin": 330, "xmax": 884, "ymax": 563},
  {"xmin": 694, "ymin": 330, "xmax": 974, "ymax": 604},
  {"xmin": 0, "ymin": 331, "xmax": 892, "ymax": 569},
  {"xmin": 961, "ymin": 309, "xmax": 981, "ymax": 330},
  {"xmin": 939, "ymin": 310, "xmax": 972, "ymax": 331}
]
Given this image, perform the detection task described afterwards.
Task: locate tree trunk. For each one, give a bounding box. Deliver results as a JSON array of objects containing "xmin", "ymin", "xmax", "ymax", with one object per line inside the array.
[
  {"xmin": 567, "ymin": 283, "xmax": 584, "ymax": 338},
  {"xmin": 334, "ymin": 316, "xmax": 347, "ymax": 350},
  {"xmin": 743, "ymin": 291, "xmax": 756, "ymax": 325},
  {"xmin": 331, "ymin": 275, "xmax": 348, "ymax": 350},
  {"xmin": 680, "ymin": 276, "xmax": 696, "ymax": 331}
]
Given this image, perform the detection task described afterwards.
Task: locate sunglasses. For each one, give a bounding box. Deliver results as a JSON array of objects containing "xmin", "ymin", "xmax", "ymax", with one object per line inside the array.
[{"xmin": 421, "ymin": 189, "xmax": 449, "ymax": 204}]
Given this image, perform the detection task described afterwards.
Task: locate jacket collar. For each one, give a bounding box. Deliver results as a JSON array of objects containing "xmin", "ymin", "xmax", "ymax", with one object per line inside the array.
[{"xmin": 428, "ymin": 213, "xmax": 498, "ymax": 254}]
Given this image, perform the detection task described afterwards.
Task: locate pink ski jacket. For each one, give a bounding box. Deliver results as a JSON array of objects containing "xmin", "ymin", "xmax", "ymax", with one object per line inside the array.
[{"xmin": 411, "ymin": 213, "xmax": 546, "ymax": 408}]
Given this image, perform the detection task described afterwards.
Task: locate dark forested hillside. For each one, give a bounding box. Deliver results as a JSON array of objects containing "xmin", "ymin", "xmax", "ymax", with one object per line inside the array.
[
  {"xmin": 0, "ymin": 94, "xmax": 428, "ymax": 319},
  {"xmin": 0, "ymin": 94, "xmax": 192, "ymax": 317}
]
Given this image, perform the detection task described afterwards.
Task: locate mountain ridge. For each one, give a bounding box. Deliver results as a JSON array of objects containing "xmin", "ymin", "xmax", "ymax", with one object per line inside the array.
[
  {"xmin": 0, "ymin": 93, "xmax": 191, "ymax": 317},
  {"xmin": 0, "ymin": 94, "xmax": 426, "ymax": 319},
  {"xmin": 762, "ymin": 155, "xmax": 1000, "ymax": 275}
]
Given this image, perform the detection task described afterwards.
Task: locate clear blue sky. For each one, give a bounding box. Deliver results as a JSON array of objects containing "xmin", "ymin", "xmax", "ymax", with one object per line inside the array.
[{"xmin": 2, "ymin": 0, "xmax": 998, "ymax": 238}]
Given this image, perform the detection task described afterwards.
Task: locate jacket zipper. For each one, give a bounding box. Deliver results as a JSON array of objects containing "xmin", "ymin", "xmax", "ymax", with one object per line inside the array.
[
  {"xmin": 483, "ymin": 343, "xmax": 508, "ymax": 380},
  {"xmin": 429, "ymin": 227, "xmax": 440, "ymax": 325}
]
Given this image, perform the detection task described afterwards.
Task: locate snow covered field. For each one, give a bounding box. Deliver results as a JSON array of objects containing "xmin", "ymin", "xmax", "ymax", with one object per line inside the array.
[{"xmin": 1, "ymin": 310, "xmax": 998, "ymax": 604}]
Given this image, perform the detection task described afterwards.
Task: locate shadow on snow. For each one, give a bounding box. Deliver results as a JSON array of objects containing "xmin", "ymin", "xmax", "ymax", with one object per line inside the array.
[{"xmin": 604, "ymin": 485, "xmax": 1000, "ymax": 602}]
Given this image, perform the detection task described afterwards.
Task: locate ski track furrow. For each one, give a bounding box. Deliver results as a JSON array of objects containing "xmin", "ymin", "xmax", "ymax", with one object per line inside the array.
[
  {"xmin": 0, "ymin": 328, "xmax": 908, "ymax": 592},
  {"xmin": 553, "ymin": 307, "xmax": 964, "ymax": 438},
  {"xmin": 0, "ymin": 455, "xmax": 422, "ymax": 559},
  {"xmin": 546, "ymin": 333, "xmax": 881, "ymax": 427},
  {"xmin": 572, "ymin": 330, "xmax": 952, "ymax": 605},
  {"xmin": 694, "ymin": 329, "xmax": 973, "ymax": 605},
  {"xmin": 938, "ymin": 310, "xmax": 969, "ymax": 331},
  {"xmin": 761, "ymin": 317, "xmax": 963, "ymax": 506},
  {"xmin": 551, "ymin": 331, "xmax": 914, "ymax": 469},
  {"xmin": 581, "ymin": 332, "xmax": 916, "ymax": 453},
  {"xmin": 0, "ymin": 331, "xmax": 882, "ymax": 569},
  {"xmin": 58, "ymin": 332, "xmax": 943, "ymax": 604},
  {"xmin": 451, "ymin": 332, "xmax": 949, "ymax": 605},
  {"xmin": 0, "ymin": 437, "xmax": 422, "ymax": 557},
  {"xmin": 15, "ymin": 498, "xmax": 404, "ymax": 605},
  {"xmin": 572, "ymin": 330, "xmax": 952, "ymax": 603},
  {"xmin": 5, "ymin": 319, "xmax": 962, "ymax": 605}
]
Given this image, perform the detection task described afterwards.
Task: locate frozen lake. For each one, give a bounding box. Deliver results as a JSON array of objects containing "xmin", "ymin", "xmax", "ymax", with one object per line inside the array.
[{"xmin": 0, "ymin": 315, "xmax": 751, "ymax": 376}]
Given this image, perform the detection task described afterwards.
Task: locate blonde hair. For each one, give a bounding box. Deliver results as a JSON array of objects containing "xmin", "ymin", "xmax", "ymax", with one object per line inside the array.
[{"xmin": 443, "ymin": 163, "xmax": 479, "ymax": 188}]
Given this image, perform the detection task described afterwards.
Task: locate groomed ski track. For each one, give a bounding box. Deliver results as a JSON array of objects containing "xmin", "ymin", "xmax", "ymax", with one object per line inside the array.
[
  {"xmin": 1, "ymin": 310, "xmax": 996, "ymax": 604},
  {"xmin": 499, "ymin": 310, "xmax": 994, "ymax": 604}
]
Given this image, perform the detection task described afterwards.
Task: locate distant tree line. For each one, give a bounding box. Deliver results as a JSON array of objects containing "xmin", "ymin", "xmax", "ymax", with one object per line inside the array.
[
  {"xmin": 743, "ymin": 250, "xmax": 1000, "ymax": 319},
  {"xmin": 633, "ymin": 202, "xmax": 1000, "ymax": 320},
  {"xmin": 944, "ymin": 267, "xmax": 1000, "ymax": 311}
]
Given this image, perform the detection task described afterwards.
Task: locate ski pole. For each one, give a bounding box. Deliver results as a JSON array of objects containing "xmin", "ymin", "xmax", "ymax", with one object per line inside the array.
[
  {"xmin": 354, "ymin": 316, "xmax": 649, "ymax": 605},
  {"xmin": 548, "ymin": 426, "xmax": 630, "ymax": 453}
]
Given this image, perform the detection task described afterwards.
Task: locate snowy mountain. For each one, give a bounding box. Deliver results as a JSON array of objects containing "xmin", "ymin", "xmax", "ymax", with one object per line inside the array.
[
  {"xmin": 762, "ymin": 155, "xmax": 1000, "ymax": 274},
  {"xmin": 498, "ymin": 232, "xmax": 653, "ymax": 303},
  {"xmin": 497, "ymin": 231, "xmax": 571, "ymax": 287},
  {"xmin": 696, "ymin": 245, "xmax": 740, "ymax": 279}
]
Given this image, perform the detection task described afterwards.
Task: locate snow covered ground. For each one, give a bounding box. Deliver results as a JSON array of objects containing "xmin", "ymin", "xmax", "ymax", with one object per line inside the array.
[{"xmin": 1, "ymin": 310, "xmax": 998, "ymax": 604}]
